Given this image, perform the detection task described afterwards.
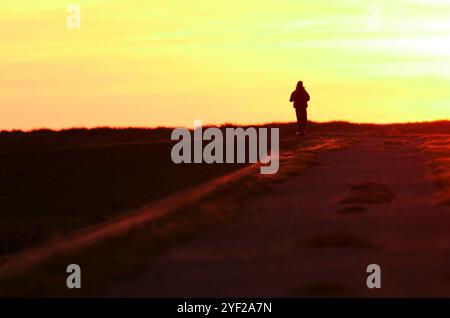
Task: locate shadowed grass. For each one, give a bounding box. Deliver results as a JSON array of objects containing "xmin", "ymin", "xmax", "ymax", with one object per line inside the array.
[
  {"xmin": 0, "ymin": 137, "xmax": 353, "ymax": 297},
  {"xmin": 382, "ymin": 139, "xmax": 411, "ymax": 150},
  {"xmin": 296, "ymin": 231, "xmax": 378, "ymax": 250},
  {"xmin": 421, "ymin": 136, "xmax": 450, "ymax": 205},
  {"xmin": 0, "ymin": 226, "xmax": 49, "ymax": 255},
  {"xmin": 383, "ymin": 140, "xmax": 410, "ymax": 146},
  {"xmin": 340, "ymin": 182, "xmax": 395, "ymax": 205},
  {"xmin": 0, "ymin": 140, "xmax": 248, "ymax": 256},
  {"xmin": 339, "ymin": 206, "xmax": 367, "ymax": 215}
]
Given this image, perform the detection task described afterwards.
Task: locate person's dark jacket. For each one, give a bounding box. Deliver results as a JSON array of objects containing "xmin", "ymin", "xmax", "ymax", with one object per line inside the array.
[{"xmin": 290, "ymin": 88, "xmax": 310, "ymax": 108}]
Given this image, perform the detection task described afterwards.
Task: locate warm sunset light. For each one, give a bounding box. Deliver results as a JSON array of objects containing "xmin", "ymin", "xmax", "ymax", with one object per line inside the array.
[
  {"xmin": 1, "ymin": 0, "xmax": 449, "ymax": 130},
  {"xmin": 2, "ymin": 0, "xmax": 450, "ymax": 304}
]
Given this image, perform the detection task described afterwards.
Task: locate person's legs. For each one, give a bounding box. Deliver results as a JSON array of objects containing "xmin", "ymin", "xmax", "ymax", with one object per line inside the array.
[
  {"xmin": 295, "ymin": 108, "xmax": 302, "ymax": 133},
  {"xmin": 300, "ymin": 107, "xmax": 308, "ymax": 132}
]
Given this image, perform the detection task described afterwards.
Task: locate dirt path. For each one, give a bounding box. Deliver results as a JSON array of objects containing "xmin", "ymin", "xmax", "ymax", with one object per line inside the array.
[{"xmin": 107, "ymin": 136, "xmax": 450, "ymax": 297}]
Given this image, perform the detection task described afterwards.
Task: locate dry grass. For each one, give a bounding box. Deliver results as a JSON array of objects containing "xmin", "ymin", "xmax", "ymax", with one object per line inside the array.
[
  {"xmin": 421, "ymin": 136, "xmax": 450, "ymax": 205},
  {"xmin": 296, "ymin": 231, "xmax": 378, "ymax": 250},
  {"xmin": 0, "ymin": 140, "xmax": 249, "ymax": 256},
  {"xmin": 0, "ymin": 226, "xmax": 49, "ymax": 255},
  {"xmin": 340, "ymin": 182, "xmax": 395, "ymax": 205},
  {"xmin": 0, "ymin": 125, "xmax": 352, "ymax": 256},
  {"xmin": 339, "ymin": 206, "xmax": 367, "ymax": 215},
  {"xmin": 382, "ymin": 139, "xmax": 411, "ymax": 150},
  {"xmin": 0, "ymin": 137, "xmax": 353, "ymax": 297}
]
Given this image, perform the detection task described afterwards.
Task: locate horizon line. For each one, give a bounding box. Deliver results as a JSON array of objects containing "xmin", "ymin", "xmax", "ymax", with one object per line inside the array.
[{"xmin": 1, "ymin": 119, "xmax": 449, "ymax": 134}]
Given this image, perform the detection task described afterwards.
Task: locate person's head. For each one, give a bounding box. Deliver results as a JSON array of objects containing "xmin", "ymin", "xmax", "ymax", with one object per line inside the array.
[{"xmin": 296, "ymin": 81, "xmax": 304, "ymax": 90}]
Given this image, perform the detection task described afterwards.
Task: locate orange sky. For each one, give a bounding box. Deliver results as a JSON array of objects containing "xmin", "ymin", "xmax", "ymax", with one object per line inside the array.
[{"xmin": 1, "ymin": 0, "xmax": 449, "ymax": 130}]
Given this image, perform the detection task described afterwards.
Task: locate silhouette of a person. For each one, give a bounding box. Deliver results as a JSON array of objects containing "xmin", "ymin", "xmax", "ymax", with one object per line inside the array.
[{"xmin": 290, "ymin": 81, "xmax": 310, "ymax": 135}]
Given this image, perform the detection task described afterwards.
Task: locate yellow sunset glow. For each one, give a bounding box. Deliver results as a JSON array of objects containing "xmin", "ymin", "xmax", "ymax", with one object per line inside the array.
[{"xmin": 0, "ymin": 0, "xmax": 449, "ymax": 130}]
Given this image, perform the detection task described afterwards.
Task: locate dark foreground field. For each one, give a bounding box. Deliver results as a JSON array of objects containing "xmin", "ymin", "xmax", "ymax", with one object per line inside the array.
[
  {"xmin": 0, "ymin": 128, "xmax": 246, "ymax": 255},
  {"xmin": 0, "ymin": 121, "xmax": 449, "ymax": 297}
]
